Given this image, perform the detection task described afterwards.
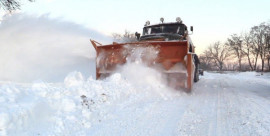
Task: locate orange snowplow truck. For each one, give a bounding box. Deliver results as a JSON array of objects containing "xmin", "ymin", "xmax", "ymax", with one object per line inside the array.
[{"xmin": 90, "ymin": 17, "xmax": 200, "ymax": 91}]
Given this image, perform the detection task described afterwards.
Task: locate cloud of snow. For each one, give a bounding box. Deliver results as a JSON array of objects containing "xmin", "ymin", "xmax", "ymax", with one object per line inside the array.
[
  {"xmin": 115, "ymin": 62, "xmax": 176, "ymax": 98},
  {"xmin": 0, "ymin": 13, "xmax": 112, "ymax": 83},
  {"xmin": 107, "ymin": 45, "xmax": 177, "ymax": 96},
  {"xmin": 117, "ymin": 62, "xmax": 165, "ymax": 86}
]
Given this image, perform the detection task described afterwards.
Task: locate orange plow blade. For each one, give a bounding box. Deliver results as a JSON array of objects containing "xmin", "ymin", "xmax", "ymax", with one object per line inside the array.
[{"xmin": 90, "ymin": 40, "xmax": 195, "ymax": 91}]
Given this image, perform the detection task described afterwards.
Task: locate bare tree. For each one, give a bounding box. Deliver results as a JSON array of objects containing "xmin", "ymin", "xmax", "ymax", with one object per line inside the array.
[
  {"xmin": 112, "ymin": 30, "xmax": 137, "ymax": 43},
  {"xmin": 242, "ymin": 32, "xmax": 256, "ymax": 71},
  {"xmin": 250, "ymin": 23, "xmax": 270, "ymax": 71},
  {"xmin": 224, "ymin": 62, "xmax": 238, "ymax": 71},
  {"xmin": 227, "ymin": 34, "xmax": 244, "ymax": 71},
  {"xmin": 0, "ymin": 0, "xmax": 33, "ymax": 12},
  {"xmin": 199, "ymin": 51, "xmax": 213, "ymax": 70},
  {"xmin": 206, "ymin": 42, "xmax": 230, "ymax": 71},
  {"xmin": 265, "ymin": 22, "xmax": 270, "ymax": 71}
]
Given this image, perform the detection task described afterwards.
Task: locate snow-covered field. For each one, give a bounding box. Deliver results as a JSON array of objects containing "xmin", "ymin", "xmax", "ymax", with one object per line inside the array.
[{"xmin": 0, "ymin": 70, "xmax": 269, "ymax": 136}]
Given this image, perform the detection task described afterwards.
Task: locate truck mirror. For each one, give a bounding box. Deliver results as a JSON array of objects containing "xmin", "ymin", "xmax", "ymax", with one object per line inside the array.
[
  {"xmin": 135, "ymin": 32, "xmax": 141, "ymax": 40},
  {"xmin": 190, "ymin": 26, "xmax": 193, "ymax": 32}
]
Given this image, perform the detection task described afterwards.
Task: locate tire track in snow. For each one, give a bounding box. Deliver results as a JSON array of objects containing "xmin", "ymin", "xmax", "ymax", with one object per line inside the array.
[
  {"xmin": 212, "ymin": 78, "xmax": 233, "ymax": 136},
  {"xmin": 219, "ymin": 81, "xmax": 241, "ymax": 136},
  {"xmin": 176, "ymin": 78, "xmax": 219, "ymax": 136}
]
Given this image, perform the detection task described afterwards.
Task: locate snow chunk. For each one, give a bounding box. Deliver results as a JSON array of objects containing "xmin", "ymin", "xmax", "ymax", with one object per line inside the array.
[
  {"xmin": 0, "ymin": 113, "xmax": 10, "ymax": 130},
  {"xmin": 61, "ymin": 99, "xmax": 76, "ymax": 112},
  {"xmin": 64, "ymin": 71, "xmax": 84, "ymax": 87}
]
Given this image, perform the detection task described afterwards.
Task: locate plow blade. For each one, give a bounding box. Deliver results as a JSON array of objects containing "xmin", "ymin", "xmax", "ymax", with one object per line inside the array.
[{"xmin": 90, "ymin": 40, "xmax": 195, "ymax": 91}]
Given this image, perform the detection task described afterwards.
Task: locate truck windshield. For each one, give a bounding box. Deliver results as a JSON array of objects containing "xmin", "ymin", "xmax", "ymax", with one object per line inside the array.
[{"xmin": 143, "ymin": 24, "xmax": 183, "ymax": 35}]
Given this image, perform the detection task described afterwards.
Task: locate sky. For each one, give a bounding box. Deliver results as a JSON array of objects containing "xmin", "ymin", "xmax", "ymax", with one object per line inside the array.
[{"xmin": 2, "ymin": 0, "xmax": 270, "ymax": 54}]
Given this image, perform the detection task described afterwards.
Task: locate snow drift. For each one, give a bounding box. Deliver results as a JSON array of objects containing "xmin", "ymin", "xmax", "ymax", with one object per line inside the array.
[{"xmin": 0, "ymin": 71, "xmax": 178, "ymax": 135}]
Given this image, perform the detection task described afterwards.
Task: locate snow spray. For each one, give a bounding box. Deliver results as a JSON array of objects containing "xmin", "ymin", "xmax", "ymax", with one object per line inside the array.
[{"xmin": 0, "ymin": 14, "xmax": 111, "ymax": 82}]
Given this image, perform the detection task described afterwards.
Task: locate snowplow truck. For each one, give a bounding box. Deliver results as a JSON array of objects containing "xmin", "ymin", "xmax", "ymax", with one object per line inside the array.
[{"xmin": 90, "ymin": 17, "xmax": 199, "ymax": 91}]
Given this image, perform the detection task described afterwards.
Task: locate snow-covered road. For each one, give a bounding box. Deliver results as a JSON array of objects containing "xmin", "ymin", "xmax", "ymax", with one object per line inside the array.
[
  {"xmin": 0, "ymin": 72, "xmax": 269, "ymax": 136},
  {"xmin": 89, "ymin": 72, "xmax": 270, "ymax": 136}
]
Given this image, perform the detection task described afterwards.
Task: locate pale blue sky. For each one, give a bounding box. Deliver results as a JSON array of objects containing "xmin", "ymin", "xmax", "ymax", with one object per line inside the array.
[{"xmin": 13, "ymin": 0, "xmax": 270, "ymax": 53}]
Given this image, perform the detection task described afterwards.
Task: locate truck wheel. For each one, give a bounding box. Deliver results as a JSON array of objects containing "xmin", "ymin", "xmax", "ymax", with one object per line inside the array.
[{"xmin": 194, "ymin": 65, "xmax": 199, "ymax": 82}]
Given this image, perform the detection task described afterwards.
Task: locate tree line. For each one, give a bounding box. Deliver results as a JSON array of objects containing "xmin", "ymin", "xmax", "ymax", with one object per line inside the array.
[
  {"xmin": 0, "ymin": 0, "xmax": 33, "ymax": 12},
  {"xmin": 200, "ymin": 22, "xmax": 270, "ymax": 72}
]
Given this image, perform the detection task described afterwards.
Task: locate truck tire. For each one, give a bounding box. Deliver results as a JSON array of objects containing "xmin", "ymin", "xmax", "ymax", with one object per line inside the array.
[{"xmin": 194, "ymin": 64, "xmax": 199, "ymax": 82}]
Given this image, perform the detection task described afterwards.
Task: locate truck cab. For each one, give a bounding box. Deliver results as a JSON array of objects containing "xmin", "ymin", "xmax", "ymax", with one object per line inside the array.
[
  {"xmin": 137, "ymin": 18, "xmax": 192, "ymax": 41},
  {"xmin": 136, "ymin": 18, "xmax": 199, "ymax": 82}
]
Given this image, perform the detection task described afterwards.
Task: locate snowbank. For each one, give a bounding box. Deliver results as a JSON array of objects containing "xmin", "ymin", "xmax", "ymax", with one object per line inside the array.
[{"xmin": 0, "ymin": 70, "xmax": 179, "ymax": 136}]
